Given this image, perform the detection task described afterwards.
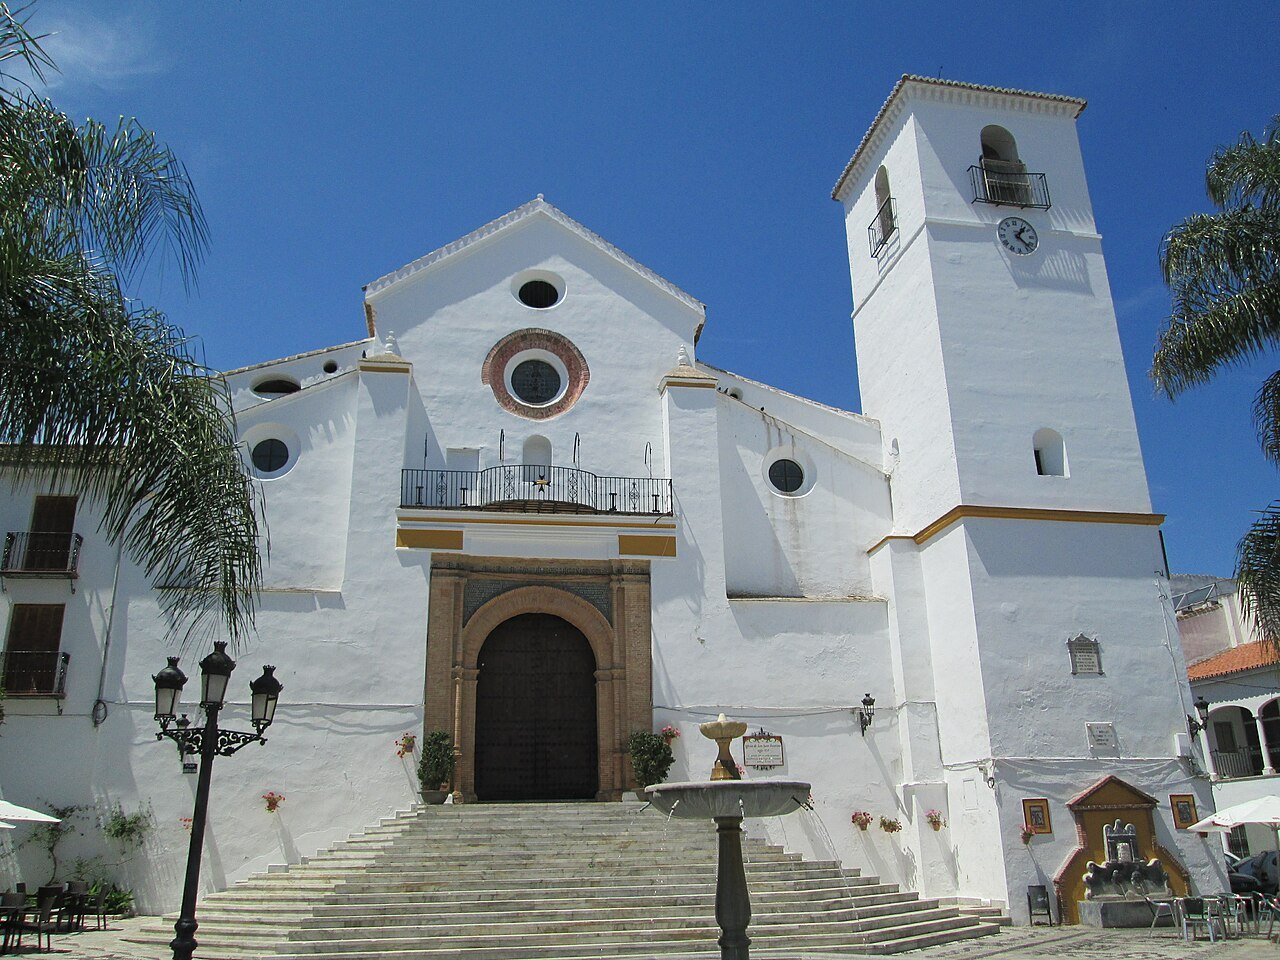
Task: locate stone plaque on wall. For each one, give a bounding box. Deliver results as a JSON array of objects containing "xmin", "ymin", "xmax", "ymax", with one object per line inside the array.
[
  {"xmin": 1086, "ymin": 722, "xmax": 1118, "ymax": 750},
  {"xmin": 1068, "ymin": 634, "xmax": 1103, "ymax": 675}
]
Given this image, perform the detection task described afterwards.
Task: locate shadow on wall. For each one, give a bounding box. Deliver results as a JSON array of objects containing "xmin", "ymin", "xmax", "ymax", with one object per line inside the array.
[{"xmin": 1009, "ymin": 245, "xmax": 1093, "ymax": 296}]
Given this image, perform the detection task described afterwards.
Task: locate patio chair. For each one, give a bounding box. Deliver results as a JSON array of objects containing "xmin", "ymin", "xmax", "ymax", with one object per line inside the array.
[
  {"xmin": 13, "ymin": 887, "xmax": 60, "ymax": 951},
  {"xmin": 1143, "ymin": 894, "xmax": 1175, "ymax": 929},
  {"xmin": 0, "ymin": 892, "xmax": 26, "ymax": 953},
  {"xmin": 1214, "ymin": 896, "xmax": 1243, "ymax": 937},
  {"xmin": 1262, "ymin": 895, "xmax": 1280, "ymax": 940},
  {"xmin": 90, "ymin": 886, "xmax": 108, "ymax": 930},
  {"xmin": 63, "ymin": 879, "xmax": 89, "ymax": 930},
  {"xmin": 1180, "ymin": 897, "xmax": 1220, "ymax": 941}
]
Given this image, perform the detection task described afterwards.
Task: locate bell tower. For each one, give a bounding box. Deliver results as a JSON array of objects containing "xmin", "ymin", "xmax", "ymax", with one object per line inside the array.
[
  {"xmin": 834, "ymin": 75, "xmax": 1152, "ymax": 532},
  {"xmin": 832, "ymin": 77, "xmax": 1200, "ymax": 919}
]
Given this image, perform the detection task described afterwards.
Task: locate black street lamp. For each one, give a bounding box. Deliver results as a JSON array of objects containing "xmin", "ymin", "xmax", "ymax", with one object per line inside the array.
[
  {"xmin": 1187, "ymin": 695, "xmax": 1211, "ymax": 737},
  {"xmin": 152, "ymin": 642, "xmax": 283, "ymax": 960},
  {"xmin": 858, "ymin": 693, "xmax": 876, "ymax": 737}
]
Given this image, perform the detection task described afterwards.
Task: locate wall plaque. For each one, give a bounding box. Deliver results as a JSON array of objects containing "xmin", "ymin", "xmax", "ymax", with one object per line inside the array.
[
  {"xmin": 1086, "ymin": 722, "xmax": 1117, "ymax": 750},
  {"xmin": 1067, "ymin": 634, "xmax": 1103, "ymax": 675},
  {"xmin": 1023, "ymin": 797, "xmax": 1052, "ymax": 835},
  {"xmin": 742, "ymin": 730, "xmax": 784, "ymax": 769}
]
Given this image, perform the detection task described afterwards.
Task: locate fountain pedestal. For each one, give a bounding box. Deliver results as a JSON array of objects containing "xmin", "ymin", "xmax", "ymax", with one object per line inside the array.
[{"xmin": 644, "ymin": 715, "xmax": 810, "ymax": 960}]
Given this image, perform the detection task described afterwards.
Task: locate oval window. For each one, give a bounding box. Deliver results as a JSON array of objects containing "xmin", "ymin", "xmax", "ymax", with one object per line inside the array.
[
  {"xmin": 510, "ymin": 359, "xmax": 562, "ymax": 405},
  {"xmin": 767, "ymin": 458, "xmax": 804, "ymax": 494},
  {"xmin": 517, "ymin": 280, "xmax": 560, "ymax": 309},
  {"xmin": 251, "ymin": 438, "xmax": 289, "ymax": 473},
  {"xmin": 252, "ymin": 377, "xmax": 300, "ymax": 398}
]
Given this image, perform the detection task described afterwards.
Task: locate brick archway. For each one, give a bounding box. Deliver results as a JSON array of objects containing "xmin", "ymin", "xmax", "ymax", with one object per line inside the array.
[{"xmin": 423, "ymin": 557, "xmax": 653, "ymax": 802}]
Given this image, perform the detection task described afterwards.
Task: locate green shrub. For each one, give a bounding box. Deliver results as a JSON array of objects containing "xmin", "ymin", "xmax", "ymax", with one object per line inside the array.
[
  {"xmin": 626, "ymin": 731, "xmax": 674, "ymax": 788},
  {"xmin": 102, "ymin": 807, "xmax": 151, "ymax": 846},
  {"xmin": 416, "ymin": 731, "xmax": 455, "ymax": 790}
]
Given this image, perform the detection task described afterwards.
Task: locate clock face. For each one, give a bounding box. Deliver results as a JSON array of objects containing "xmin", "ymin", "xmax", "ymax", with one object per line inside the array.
[{"xmin": 997, "ymin": 217, "xmax": 1038, "ymax": 255}]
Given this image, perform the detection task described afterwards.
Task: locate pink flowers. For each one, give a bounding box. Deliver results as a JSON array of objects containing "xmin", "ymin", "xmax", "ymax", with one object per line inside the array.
[
  {"xmin": 925, "ymin": 809, "xmax": 946, "ymax": 830},
  {"xmin": 851, "ymin": 810, "xmax": 873, "ymax": 830},
  {"xmin": 262, "ymin": 791, "xmax": 285, "ymax": 813},
  {"xmin": 660, "ymin": 725, "xmax": 680, "ymax": 741}
]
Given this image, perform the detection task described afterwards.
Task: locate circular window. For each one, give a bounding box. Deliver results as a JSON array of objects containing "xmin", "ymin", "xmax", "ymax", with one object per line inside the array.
[
  {"xmin": 251, "ymin": 439, "xmax": 289, "ymax": 473},
  {"xmin": 323, "ymin": 360, "xmax": 338, "ymax": 374},
  {"xmin": 517, "ymin": 280, "xmax": 560, "ymax": 309},
  {"xmin": 768, "ymin": 458, "xmax": 805, "ymax": 494},
  {"xmin": 510, "ymin": 359, "xmax": 562, "ymax": 405}
]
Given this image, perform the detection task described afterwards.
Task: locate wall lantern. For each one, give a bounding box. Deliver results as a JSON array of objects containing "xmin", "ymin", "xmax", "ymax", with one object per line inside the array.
[
  {"xmin": 198, "ymin": 641, "xmax": 236, "ymax": 709},
  {"xmin": 152, "ymin": 657, "xmax": 188, "ymax": 722},
  {"xmin": 250, "ymin": 665, "xmax": 283, "ymax": 732},
  {"xmin": 858, "ymin": 693, "xmax": 876, "ymax": 737},
  {"xmin": 1187, "ymin": 695, "xmax": 1211, "ymax": 737}
]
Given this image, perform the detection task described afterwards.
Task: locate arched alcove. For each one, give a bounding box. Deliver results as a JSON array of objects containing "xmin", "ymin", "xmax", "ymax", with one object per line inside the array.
[
  {"xmin": 874, "ymin": 165, "xmax": 894, "ymax": 240},
  {"xmin": 1032, "ymin": 428, "xmax": 1068, "ymax": 477},
  {"xmin": 522, "ymin": 434, "xmax": 552, "ymax": 481},
  {"xmin": 980, "ymin": 124, "xmax": 1020, "ymax": 163}
]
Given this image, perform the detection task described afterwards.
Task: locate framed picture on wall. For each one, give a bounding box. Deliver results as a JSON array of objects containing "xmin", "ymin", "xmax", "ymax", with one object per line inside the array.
[
  {"xmin": 1171, "ymin": 795, "xmax": 1198, "ymax": 830},
  {"xmin": 1023, "ymin": 798, "xmax": 1052, "ymax": 835}
]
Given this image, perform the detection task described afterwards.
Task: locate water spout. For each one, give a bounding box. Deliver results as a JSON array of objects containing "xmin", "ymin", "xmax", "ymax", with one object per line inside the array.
[{"xmin": 666, "ymin": 798, "xmax": 680, "ymax": 824}]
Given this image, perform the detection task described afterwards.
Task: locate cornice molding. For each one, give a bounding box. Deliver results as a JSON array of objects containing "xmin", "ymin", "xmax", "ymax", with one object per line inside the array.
[{"xmin": 867, "ymin": 504, "xmax": 1164, "ymax": 554}]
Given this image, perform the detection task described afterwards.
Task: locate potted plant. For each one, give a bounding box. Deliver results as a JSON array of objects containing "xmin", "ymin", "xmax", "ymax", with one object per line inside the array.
[
  {"xmin": 1021, "ymin": 827, "xmax": 1034, "ymax": 845},
  {"xmin": 261, "ymin": 791, "xmax": 285, "ymax": 814},
  {"xmin": 626, "ymin": 730, "xmax": 675, "ymax": 790},
  {"xmin": 394, "ymin": 732, "xmax": 417, "ymax": 758},
  {"xmin": 851, "ymin": 810, "xmax": 873, "ymax": 831},
  {"xmin": 925, "ymin": 809, "xmax": 946, "ymax": 831},
  {"xmin": 417, "ymin": 730, "xmax": 455, "ymax": 804},
  {"xmin": 879, "ymin": 816, "xmax": 903, "ymax": 834}
]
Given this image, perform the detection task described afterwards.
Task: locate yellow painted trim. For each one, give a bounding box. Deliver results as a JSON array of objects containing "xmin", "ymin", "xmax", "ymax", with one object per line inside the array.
[
  {"xmin": 360, "ymin": 362, "xmax": 412, "ymax": 374},
  {"xmin": 397, "ymin": 529, "xmax": 464, "ymax": 550},
  {"xmin": 662, "ymin": 379, "xmax": 718, "ymax": 389},
  {"xmin": 398, "ymin": 513, "xmax": 676, "ymax": 531},
  {"xmin": 618, "ymin": 534, "xmax": 678, "ymax": 557},
  {"xmin": 867, "ymin": 505, "xmax": 1165, "ymax": 554}
]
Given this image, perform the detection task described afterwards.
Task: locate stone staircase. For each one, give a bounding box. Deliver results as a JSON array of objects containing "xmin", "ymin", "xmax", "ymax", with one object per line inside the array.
[{"xmin": 125, "ymin": 801, "xmax": 1003, "ymax": 959}]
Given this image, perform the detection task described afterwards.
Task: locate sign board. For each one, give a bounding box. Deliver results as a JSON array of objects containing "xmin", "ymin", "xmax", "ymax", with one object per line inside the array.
[
  {"xmin": 1086, "ymin": 722, "xmax": 1117, "ymax": 750},
  {"xmin": 742, "ymin": 732, "xmax": 784, "ymax": 769},
  {"xmin": 182, "ymin": 761, "xmax": 198, "ymax": 775}
]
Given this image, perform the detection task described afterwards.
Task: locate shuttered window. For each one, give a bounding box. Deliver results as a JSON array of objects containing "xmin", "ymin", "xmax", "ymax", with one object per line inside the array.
[{"xmin": 4, "ymin": 604, "xmax": 65, "ymax": 694}]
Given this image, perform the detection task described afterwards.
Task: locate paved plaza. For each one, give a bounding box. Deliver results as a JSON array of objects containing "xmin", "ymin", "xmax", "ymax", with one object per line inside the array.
[{"xmin": 17, "ymin": 919, "xmax": 1280, "ymax": 960}]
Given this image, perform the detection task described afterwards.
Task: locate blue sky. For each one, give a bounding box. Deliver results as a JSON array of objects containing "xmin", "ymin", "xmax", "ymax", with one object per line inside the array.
[{"xmin": 29, "ymin": 1, "xmax": 1279, "ymax": 578}]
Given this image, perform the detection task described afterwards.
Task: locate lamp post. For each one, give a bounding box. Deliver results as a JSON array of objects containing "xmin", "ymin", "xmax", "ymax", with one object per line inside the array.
[
  {"xmin": 857, "ymin": 693, "xmax": 876, "ymax": 736},
  {"xmin": 1187, "ymin": 695, "xmax": 1211, "ymax": 737},
  {"xmin": 152, "ymin": 642, "xmax": 282, "ymax": 960}
]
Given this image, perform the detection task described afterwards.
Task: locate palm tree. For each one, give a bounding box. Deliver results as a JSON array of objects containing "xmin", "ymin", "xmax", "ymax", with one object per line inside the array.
[
  {"xmin": 1153, "ymin": 115, "xmax": 1280, "ymax": 641},
  {"xmin": 0, "ymin": 4, "xmax": 261, "ymax": 646}
]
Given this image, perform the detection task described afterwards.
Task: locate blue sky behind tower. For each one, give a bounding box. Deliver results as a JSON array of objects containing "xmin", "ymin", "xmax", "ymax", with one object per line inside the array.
[{"xmin": 26, "ymin": 0, "xmax": 1279, "ymax": 579}]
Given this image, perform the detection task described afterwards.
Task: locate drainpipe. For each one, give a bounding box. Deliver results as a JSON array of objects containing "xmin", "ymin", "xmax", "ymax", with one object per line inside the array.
[{"xmin": 91, "ymin": 537, "xmax": 125, "ymax": 727}]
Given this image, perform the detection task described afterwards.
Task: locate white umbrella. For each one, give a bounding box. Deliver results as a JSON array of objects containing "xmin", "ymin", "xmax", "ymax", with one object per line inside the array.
[
  {"xmin": 1187, "ymin": 796, "xmax": 1280, "ymax": 832},
  {"xmin": 0, "ymin": 822, "xmax": 14, "ymax": 830},
  {"xmin": 0, "ymin": 800, "xmax": 60, "ymax": 823}
]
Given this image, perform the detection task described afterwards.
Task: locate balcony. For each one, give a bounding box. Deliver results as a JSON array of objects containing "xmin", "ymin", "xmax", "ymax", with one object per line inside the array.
[
  {"xmin": 968, "ymin": 160, "xmax": 1051, "ymax": 209},
  {"xmin": 867, "ymin": 195, "xmax": 897, "ymax": 258},
  {"xmin": 1211, "ymin": 748, "xmax": 1266, "ymax": 780},
  {"xmin": 401, "ymin": 466, "xmax": 673, "ymax": 516},
  {"xmin": 1, "ymin": 650, "xmax": 70, "ymax": 697},
  {"xmin": 2, "ymin": 532, "xmax": 83, "ymax": 578}
]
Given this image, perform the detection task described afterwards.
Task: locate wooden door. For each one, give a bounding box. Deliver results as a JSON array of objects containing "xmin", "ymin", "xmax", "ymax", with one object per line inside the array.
[
  {"xmin": 27, "ymin": 496, "xmax": 76, "ymax": 570},
  {"xmin": 474, "ymin": 613, "xmax": 598, "ymax": 801}
]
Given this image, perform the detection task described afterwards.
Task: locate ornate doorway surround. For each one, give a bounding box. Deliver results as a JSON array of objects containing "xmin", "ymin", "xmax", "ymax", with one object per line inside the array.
[{"xmin": 424, "ymin": 555, "xmax": 653, "ymax": 801}]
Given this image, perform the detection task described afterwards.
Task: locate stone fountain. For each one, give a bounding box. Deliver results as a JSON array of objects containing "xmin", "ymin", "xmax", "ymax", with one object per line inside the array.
[{"xmin": 645, "ymin": 714, "xmax": 810, "ymax": 960}]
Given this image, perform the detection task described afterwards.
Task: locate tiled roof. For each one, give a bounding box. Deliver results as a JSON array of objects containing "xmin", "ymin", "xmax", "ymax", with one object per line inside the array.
[
  {"xmin": 1188, "ymin": 643, "xmax": 1280, "ymax": 681},
  {"xmin": 831, "ymin": 75, "xmax": 1088, "ymax": 201}
]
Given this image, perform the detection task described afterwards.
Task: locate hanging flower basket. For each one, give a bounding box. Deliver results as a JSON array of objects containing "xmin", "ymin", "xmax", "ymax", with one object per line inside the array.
[
  {"xmin": 925, "ymin": 809, "xmax": 946, "ymax": 831},
  {"xmin": 879, "ymin": 816, "xmax": 903, "ymax": 834},
  {"xmin": 394, "ymin": 732, "xmax": 417, "ymax": 759},
  {"xmin": 851, "ymin": 811, "xmax": 873, "ymax": 831},
  {"xmin": 262, "ymin": 791, "xmax": 285, "ymax": 814}
]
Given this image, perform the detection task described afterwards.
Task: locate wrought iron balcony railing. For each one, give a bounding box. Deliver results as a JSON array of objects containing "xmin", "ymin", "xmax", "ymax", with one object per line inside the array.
[
  {"xmin": 867, "ymin": 195, "xmax": 897, "ymax": 257},
  {"xmin": 402, "ymin": 466, "xmax": 673, "ymax": 516},
  {"xmin": 1, "ymin": 532, "xmax": 83, "ymax": 576},
  {"xmin": 968, "ymin": 160, "xmax": 1051, "ymax": 209},
  {"xmin": 1211, "ymin": 748, "xmax": 1265, "ymax": 780},
  {"xmin": 1, "ymin": 650, "xmax": 70, "ymax": 697}
]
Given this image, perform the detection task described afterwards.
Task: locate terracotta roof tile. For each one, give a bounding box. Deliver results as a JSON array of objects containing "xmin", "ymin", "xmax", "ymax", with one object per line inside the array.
[{"xmin": 1188, "ymin": 643, "xmax": 1280, "ymax": 681}]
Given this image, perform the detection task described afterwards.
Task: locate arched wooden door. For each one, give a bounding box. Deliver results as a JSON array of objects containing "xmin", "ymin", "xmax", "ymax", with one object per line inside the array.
[{"xmin": 474, "ymin": 613, "xmax": 598, "ymax": 801}]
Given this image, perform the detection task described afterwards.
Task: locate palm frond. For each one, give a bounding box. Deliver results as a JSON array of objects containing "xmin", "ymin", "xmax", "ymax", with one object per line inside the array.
[
  {"xmin": 1255, "ymin": 370, "xmax": 1280, "ymax": 467},
  {"xmin": 1237, "ymin": 503, "xmax": 1280, "ymax": 647},
  {"xmin": 1205, "ymin": 116, "xmax": 1280, "ymax": 212},
  {"xmin": 0, "ymin": 2, "xmax": 54, "ymax": 90}
]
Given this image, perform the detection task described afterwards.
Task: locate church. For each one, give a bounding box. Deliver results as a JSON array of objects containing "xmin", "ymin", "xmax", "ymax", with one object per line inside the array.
[{"xmin": 0, "ymin": 76, "xmax": 1225, "ymax": 924}]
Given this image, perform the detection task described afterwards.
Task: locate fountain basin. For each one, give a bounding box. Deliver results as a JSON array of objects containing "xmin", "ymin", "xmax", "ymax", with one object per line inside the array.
[{"xmin": 646, "ymin": 779, "xmax": 811, "ymax": 819}]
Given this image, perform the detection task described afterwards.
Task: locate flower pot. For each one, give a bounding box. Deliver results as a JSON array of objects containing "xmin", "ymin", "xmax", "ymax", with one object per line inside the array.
[
  {"xmin": 856, "ymin": 823, "xmax": 868, "ymax": 831},
  {"xmin": 421, "ymin": 789, "xmax": 448, "ymax": 805},
  {"xmin": 931, "ymin": 822, "xmax": 942, "ymax": 831}
]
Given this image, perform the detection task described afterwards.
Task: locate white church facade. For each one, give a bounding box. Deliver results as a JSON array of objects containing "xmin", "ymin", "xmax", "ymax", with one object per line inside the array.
[{"xmin": 0, "ymin": 76, "xmax": 1226, "ymax": 923}]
